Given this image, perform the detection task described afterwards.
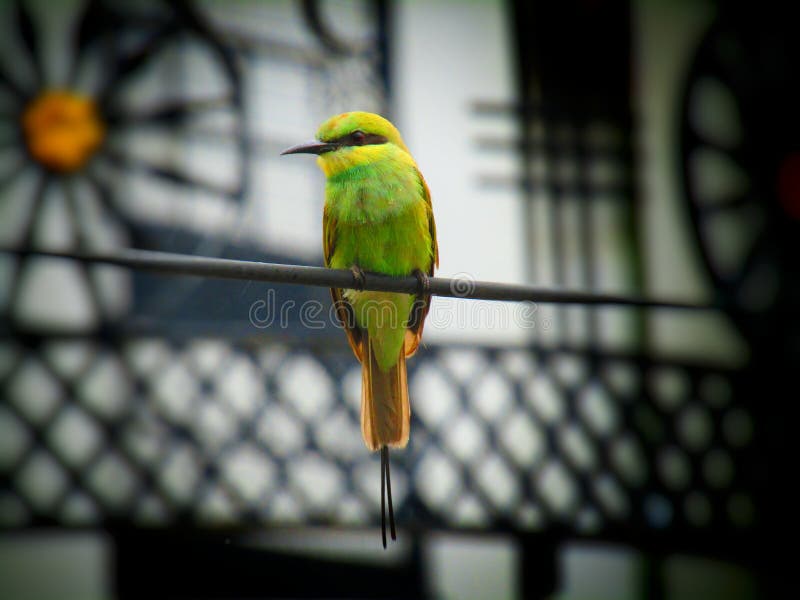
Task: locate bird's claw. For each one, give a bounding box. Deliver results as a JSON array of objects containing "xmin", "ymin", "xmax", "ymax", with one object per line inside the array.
[
  {"xmin": 412, "ymin": 269, "xmax": 431, "ymax": 297},
  {"xmin": 350, "ymin": 265, "xmax": 367, "ymax": 291}
]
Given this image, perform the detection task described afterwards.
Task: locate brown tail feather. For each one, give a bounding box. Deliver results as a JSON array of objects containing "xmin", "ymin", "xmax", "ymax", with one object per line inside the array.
[{"xmin": 360, "ymin": 332, "xmax": 410, "ymax": 452}]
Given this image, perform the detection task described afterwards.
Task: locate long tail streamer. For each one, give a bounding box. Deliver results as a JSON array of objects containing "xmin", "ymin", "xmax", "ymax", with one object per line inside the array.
[{"xmin": 380, "ymin": 445, "xmax": 396, "ymax": 548}]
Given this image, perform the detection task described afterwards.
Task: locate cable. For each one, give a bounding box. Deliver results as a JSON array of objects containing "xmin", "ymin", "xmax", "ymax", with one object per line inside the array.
[{"xmin": 0, "ymin": 247, "xmax": 714, "ymax": 310}]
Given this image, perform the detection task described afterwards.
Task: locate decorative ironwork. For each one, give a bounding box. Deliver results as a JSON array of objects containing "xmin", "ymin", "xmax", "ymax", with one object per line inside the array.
[
  {"xmin": 0, "ymin": 0, "xmax": 247, "ymax": 335},
  {"xmin": 679, "ymin": 5, "xmax": 800, "ymax": 333},
  {"xmin": 0, "ymin": 335, "xmax": 756, "ymax": 551}
]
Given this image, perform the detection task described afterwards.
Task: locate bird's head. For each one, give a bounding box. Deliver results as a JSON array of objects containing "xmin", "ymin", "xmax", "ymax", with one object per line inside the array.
[{"xmin": 281, "ymin": 112, "xmax": 411, "ymax": 177}]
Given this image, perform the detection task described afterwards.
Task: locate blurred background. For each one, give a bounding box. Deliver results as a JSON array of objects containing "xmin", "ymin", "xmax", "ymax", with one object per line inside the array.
[{"xmin": 0, "ymin": 0, "xmax": 793, "ymax": 598}]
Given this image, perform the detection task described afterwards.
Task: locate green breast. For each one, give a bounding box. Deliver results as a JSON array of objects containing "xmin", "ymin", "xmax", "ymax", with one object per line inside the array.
[
  {"xmin": 326, "ymin": 157, "xmax": 434, "ymax": 371},
  {"xmin": 326, "ymin": 160, "xmax": 434, "ymax": 276}
]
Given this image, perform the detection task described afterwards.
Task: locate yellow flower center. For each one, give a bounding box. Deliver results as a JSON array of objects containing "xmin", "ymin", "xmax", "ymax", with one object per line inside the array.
[{"xmin": 22, "ymin": 90, "xmax": 105, "ymax": 173}]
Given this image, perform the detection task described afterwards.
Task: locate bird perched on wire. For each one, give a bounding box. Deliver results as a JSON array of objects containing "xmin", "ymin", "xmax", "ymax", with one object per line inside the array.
[{"xmin": 282, "ymin": 112, "xmax": 438, "ymax": 547}]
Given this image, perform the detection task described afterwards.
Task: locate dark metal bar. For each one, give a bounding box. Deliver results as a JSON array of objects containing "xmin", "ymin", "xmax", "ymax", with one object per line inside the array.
[
  {"xmin": 479, "ymin": 174, "xmax": 632, "ymax": 197},
  {"xmin": 14, "ymin": 0, "xmax": 43, "ymax": 89},
  {"xmin": 105, "ymin": 96, "xmax": 233, "ymax": 126},
  {"xmin": 473, "ymin": 100, "xmax": 641, "ymax": 122},
  {"xmin": 0, "ymin": 247, "xmax": 715, "ymax": 310},
  {"xmin": 302, "ymin": 0, "xmax": 361, "ymax": 56},
  {"xmin": 101, "ymin": 149, "xmax": 240, "ymax": 200},
  {"xmin": 97, "ymin": 22, "xmax": 177, "ymax": 105},
  {"xmin": 475, "ymin": 135, "xmax": 625, "ymax": 161},
  {"xmin": 575, "ymin": 121, "xmax": 597, "ymax": 342}
]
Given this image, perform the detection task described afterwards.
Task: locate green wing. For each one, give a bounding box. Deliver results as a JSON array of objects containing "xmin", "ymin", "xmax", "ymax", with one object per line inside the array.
[
  {"xmin": 405, "ymin": 167, "xmax": 438, "ymax": 356},
  {"xmin": 324, "ymin": 204, "xmax": 364, "ymax": 361}
]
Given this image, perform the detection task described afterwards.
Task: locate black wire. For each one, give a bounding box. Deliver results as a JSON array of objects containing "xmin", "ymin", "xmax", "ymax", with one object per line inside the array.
[{"xmin": 0, "ymin": 247, "xmax": 715, "ymax": 310}]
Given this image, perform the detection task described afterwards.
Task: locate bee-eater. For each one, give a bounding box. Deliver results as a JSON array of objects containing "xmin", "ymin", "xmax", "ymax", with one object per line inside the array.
[{"xmin": 282, "ymin": 112, "xmax": 438, "ymax": 547}]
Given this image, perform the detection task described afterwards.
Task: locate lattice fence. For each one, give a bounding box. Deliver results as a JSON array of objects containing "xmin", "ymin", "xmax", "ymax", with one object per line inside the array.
[{"xmin": 0, "ymin": 335, "xmax": 757, "ymax": 549}]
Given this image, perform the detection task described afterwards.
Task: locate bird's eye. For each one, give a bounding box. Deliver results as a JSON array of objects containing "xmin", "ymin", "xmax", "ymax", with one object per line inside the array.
[{"xmin": 351, "ymin": 131, "xmax": 366, "ymax": 144}]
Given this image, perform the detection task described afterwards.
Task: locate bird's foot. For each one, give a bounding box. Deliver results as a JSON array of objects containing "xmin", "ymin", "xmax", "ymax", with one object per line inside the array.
[
  {"xmin": 350, "ymin": 265, "xmax": 367, "ymax": 291},
  {"xmin": 412, "ymin": 269, "xmax": 431, "ymax": 297}
]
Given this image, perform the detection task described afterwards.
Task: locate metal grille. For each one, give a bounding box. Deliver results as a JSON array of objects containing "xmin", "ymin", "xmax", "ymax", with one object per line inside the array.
[{"xmin": 0, "ymin": 335, "xmax": 756, "ymax": 547}]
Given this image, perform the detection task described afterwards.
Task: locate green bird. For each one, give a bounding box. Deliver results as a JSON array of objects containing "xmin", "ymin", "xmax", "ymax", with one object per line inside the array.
[{"xmin": 282, "ymin": 112, "xmax": 438, "ymax": 547}]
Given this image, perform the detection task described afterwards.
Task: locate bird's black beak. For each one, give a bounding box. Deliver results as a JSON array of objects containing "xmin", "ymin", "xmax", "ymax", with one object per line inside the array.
[{"xmin": 280, "ymin": 140, "xmax": 339, "ymax": 156}]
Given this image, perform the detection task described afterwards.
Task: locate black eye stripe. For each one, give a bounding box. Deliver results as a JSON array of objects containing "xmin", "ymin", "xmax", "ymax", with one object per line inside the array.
[{"xmin": 332, "ymin": 131, "xmax": 388, "ymax": 146}]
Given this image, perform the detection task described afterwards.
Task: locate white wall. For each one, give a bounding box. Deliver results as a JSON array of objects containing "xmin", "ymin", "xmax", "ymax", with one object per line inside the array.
[{"xmin": 393, "ymin": 0, "xmax": 528, "ymax": 345}]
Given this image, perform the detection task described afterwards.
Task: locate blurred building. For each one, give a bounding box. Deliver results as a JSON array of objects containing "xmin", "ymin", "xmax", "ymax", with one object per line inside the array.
[{"xmin": 1, "ymin": 0, "xmax": 793, "ymax": 598}]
